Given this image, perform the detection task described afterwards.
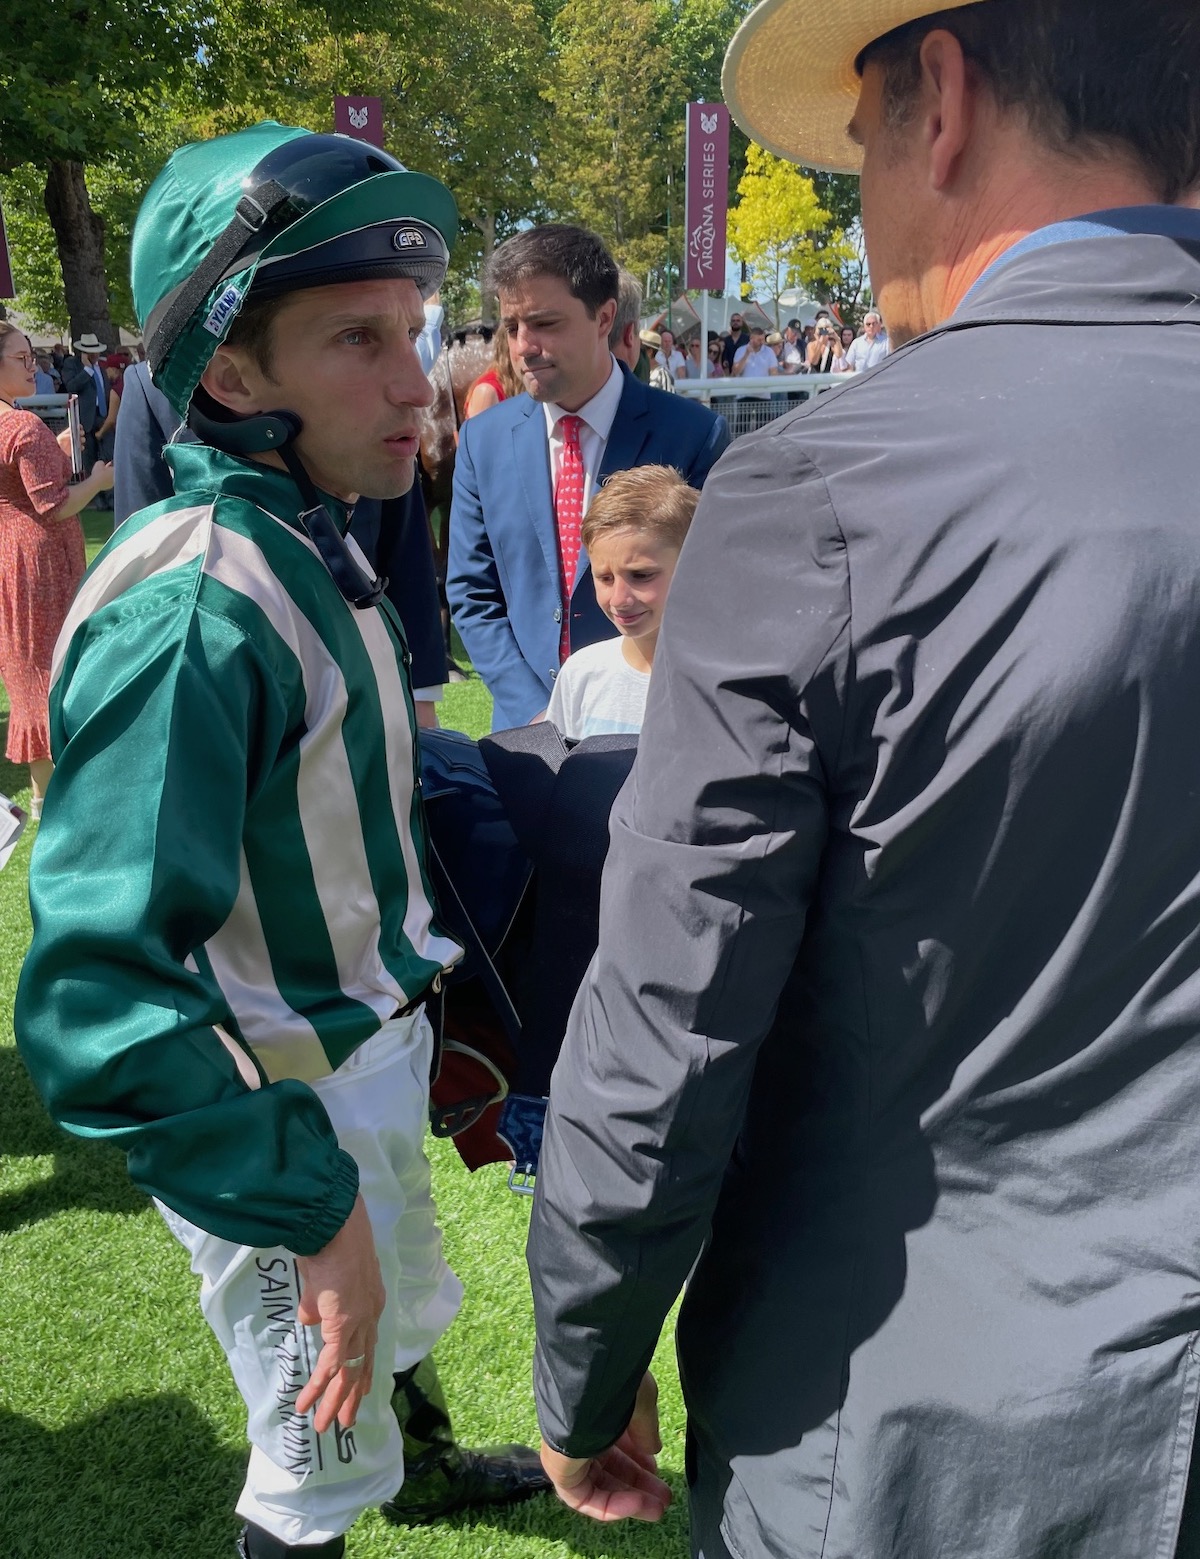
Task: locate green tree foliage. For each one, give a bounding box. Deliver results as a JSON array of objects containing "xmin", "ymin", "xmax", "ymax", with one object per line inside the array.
[
  {"xmin": 0, "ymin": 2, "xmax": 205, "ymax": 340},
  {"xmin": 537, "ymin": 0, "xmax": 754, "ymax": 307},
  {"xmin": 538, "ymin": 0, "xmax": 668, "ymax": 281},
  {"xmin": 728, "ymin": 143, "xmax": 854, "ymax": 321}
]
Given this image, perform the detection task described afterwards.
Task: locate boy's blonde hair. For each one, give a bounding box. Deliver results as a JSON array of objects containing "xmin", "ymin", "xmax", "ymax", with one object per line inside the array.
[{"xmin": 581, "ymin": 464, "xmax": 699, "ymax": 554}]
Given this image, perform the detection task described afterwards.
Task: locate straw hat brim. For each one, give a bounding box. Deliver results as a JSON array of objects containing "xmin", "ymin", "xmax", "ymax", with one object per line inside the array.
[{"xmin": 722, "ymin": 0, "xmax": 979, "ymax": 172}]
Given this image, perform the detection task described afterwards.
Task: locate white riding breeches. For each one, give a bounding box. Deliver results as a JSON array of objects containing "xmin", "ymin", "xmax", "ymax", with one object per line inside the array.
[{"xmin": 156, "ymin": 1010, "xmax": 463, "ymax": 1547}]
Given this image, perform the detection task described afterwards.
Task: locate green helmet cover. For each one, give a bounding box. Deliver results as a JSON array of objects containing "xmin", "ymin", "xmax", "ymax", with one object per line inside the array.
[{"xmin": 131, "ymin": 120, "xmax": 459, "ymax": 417}]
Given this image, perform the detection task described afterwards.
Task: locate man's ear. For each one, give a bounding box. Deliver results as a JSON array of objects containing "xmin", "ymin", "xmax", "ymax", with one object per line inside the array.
[
  {"xmin": 918, "ymin": 29, "xmax": 974, "ymax": 191},
  {"xmin": 596, "ymin": 298, "xmax": 618, "ymax": 340},
  {"xmin": 199, "ymin": 345, "xmax": 264, "ymax": 417}
]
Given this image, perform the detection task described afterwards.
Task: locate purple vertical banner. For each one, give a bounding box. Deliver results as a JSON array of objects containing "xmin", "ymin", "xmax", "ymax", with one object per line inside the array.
[
  {"xmin": 0, "ymin": 200, "xmax": 15, "ymax": 299},
  {"xmin": 684, "ymin": 102, "xmax": 730, "ymax": 292},
  {"xmin": 334, "ymin": 96, "xmax": 384, "ymax": 149}
]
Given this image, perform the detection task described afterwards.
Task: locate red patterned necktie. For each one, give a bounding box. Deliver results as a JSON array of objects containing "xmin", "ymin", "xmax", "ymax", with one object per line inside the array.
[{"xmin": 553, "ymin": 413, "xmax": 585, "ymax": 661}]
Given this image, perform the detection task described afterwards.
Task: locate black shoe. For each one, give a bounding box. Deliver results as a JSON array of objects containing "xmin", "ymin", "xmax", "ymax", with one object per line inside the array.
[
  {"xmin": 380, "ymin": 1442, "xmax": 550, "ymax": 1525},
  {"xmin": 237, "ymin": 1523, "xmax": 345, "ymax": 1558}
]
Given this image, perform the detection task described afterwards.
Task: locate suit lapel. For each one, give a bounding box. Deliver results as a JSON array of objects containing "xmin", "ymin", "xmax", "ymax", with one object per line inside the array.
[
  {"xmin": 513, "ymin": 398, "xmax": 560, "ymax": 593},
  {"xmin": 597, "ymin": 370, "xmax": 652, "ymax": 484}
]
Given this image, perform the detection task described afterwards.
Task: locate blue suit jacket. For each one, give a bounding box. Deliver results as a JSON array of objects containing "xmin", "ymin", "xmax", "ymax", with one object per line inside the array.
[{"xmin": 447, "ymin": 364, "xmax": 731, "ymax": 729}]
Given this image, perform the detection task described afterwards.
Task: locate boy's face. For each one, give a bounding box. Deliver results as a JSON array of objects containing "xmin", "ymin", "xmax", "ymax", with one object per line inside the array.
[{"xmin": 589, "ymin": 528, "xmax": 680, "ymax": 645}]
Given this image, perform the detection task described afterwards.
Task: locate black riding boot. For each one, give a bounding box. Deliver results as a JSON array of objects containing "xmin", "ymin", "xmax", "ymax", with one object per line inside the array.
[
  {"xmin": 237, "ymin": 1523, "xmax": 345, "ymax": 1558},
  {"xmin": 380, "ymin": 1355, "xmax": 550, "ymax": 1524}
]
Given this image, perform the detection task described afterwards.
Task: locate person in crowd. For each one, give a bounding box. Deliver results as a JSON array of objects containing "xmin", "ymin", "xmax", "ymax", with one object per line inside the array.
[
  {"xmin": 527, "ymin": 0, "xmax": 1200, "ymax": 1553},
  {"xmin": 15, "ymin": 123, "xmax": 548, "ymax": 1559},
  {"xmin": 33, "ymin": 350, "xmax": 58, "ymax": 394},
  {"xmin": 840, "ymin": 323, "xmax": 857, "ymax": 352},
  {"xmin": 731, "ymin": 323, "xmax": 779, "ymax": 396},
  {"xmin": 655, "ymin": 327, "xmax": 685, "ymax": 380},
  {"xmin": 780, "ymin": 319, "xmax": 807, "ymax": 372},
  {"xmin": 0, "ymin": 323, "xmax": 113, "ymax": 819},
  {"xmin": 607, "ymin": 269, "xmax": 647, "ymax": 381},
  {"xmin": 844, "ymin": 307, "xmax": 890, "ymax": 371},
  {"xmin": 639, "ymin": 329, "xmax": 674, "ymax": 392},
  {"xmin": 807, "ymin": 317, "xmax": 845, "ymax": 373},
  {"xmin": 447, "ymin": 223, "xmax": 729, "ymax": 729},
  {"xmin": 89, "ymin": 355, "xmax": 123, "ymax": 506},
  {"xmin": 721, "ymin": 310, "xmax": 750, "ymax": 370},
  {"xmin": 114, "ymin": 348, "xmax": 449, "ymax": 732},
  {"xmin": 416, "ymin": 289, "xmax": 444, "ymax": 374},
  {"xmin": 463, "ymin": 328, "xmax": 523, "ymax": 418},
  {"xmin": 61, "ymin": 332, "xmax": 111, "ymax": 473},
  {"xmin": 547, "ymin": 465, "xmax": 697, "ymax": 741},
  {"xmin": 702, "ymin": 334, "xmax": 726, "ymax": 376}
]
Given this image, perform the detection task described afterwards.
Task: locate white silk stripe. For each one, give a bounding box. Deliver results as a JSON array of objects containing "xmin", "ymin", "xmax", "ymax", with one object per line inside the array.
[
  {"xmin": 51, "ymin": 506, "xmax": 212, "ymax": 687},
  {"xmin": 204, "ymin": 849, "xmax": 330, "ymax": 1084},
  {"xmin": 204, "ymin": 523, "xmax": 409, "ymax": 1025},
  {"xmin": 345, "ymin": 602, "xmax": 463, "ymax": 974},
  {"xmin": 183, "ymin": 953, "xmax": 263, "ymax": 1091}
]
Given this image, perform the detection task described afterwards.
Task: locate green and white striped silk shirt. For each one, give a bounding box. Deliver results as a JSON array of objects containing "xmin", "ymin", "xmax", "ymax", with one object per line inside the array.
[{"xmin": 15, "ymin": 443, "xmax": 462, "ymax": 1255}]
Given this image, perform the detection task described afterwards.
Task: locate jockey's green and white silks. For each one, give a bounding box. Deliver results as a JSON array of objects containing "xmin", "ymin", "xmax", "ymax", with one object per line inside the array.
[{"xmin": 15, "ymin": 442, "xmax": 461, "ymax": 1254}]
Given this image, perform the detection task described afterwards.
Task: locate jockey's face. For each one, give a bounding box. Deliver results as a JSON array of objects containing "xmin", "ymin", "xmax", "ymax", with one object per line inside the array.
[
  {"xmin": 202, "ymin": 276, "xmax": 432, "ymax": 502},
  {"xmin": 499, "ymin": 274, "xmax": 617, "ymax": 412}
]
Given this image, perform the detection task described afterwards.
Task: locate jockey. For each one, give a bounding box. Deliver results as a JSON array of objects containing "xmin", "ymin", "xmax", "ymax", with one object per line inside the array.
[{"xmin": 15, "ymin": 121, "xmax": 548, "ymax": 1557}]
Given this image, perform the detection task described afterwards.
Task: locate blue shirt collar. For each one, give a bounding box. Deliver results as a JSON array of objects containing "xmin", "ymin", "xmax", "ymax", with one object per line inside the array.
[{"xmin": 960, "ymin": 205, "xmax": 1200, "ymax": 309}]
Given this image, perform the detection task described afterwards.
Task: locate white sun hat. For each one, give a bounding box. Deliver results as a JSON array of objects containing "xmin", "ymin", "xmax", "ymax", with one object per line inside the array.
[{"xmin": 722, "ymin": 0, "xmax": 981, "ymax": 172}]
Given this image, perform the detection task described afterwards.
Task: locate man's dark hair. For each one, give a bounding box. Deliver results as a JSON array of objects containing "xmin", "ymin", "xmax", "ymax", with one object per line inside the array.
[
  {"xmin": 859, "ymin": 0, "xmax": 1200, "ymax": 201},
  {"xmin": 485, "ymin": 224, "xmax": 619, "ymax": 318},
  {"xmin": 224, "ymin": 291, "xmax": 289, "ymax": 382}
]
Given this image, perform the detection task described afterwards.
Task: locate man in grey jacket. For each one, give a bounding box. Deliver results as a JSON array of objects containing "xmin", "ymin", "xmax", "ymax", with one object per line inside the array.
[{"xmin": 527, "ymin": 2, "xmax": 1200, "ymax": 1556}]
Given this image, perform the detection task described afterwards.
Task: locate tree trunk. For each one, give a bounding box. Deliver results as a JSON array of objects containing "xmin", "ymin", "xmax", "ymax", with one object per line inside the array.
[
  {"xmin": 43, "ymin": 159, "xmax": 116, "ymax": 349},
  {"xmin": 473, "ymin": 209, "xmax": 497, "ymax": 322}
]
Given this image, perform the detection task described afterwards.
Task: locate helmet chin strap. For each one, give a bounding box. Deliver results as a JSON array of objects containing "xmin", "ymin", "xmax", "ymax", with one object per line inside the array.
[
  {"xmin": 276, "ymin": 440, "xmax": 389, "ymax": 611},
  {"xmin": 189, "ymin": 396, "xmax": 388, "ymax": 610}
]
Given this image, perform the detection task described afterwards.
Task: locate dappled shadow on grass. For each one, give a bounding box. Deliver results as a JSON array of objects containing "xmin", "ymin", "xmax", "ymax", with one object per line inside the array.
[
  {"xmin": 0, "ymin": 1045, "xmax": 147, "ymax": 1233},
  {"xmin": 0, "ymin": 1395, "xmax": 244, "ymax": 1559},
  {"xmin": 376, "ymin": 1466, "xmax": 693, "ymax": 1556}
]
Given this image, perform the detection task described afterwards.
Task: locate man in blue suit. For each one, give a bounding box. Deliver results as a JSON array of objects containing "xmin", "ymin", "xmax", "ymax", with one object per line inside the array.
[{"xmin": 447, "ymin": 226, "xmax": 730, "ymax": 729}]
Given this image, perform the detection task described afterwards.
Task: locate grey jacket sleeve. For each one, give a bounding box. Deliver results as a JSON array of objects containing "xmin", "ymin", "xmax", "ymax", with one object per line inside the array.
[{"xmin": 527, "ymin": 428, "xmax": 852, "ymax": 1456}]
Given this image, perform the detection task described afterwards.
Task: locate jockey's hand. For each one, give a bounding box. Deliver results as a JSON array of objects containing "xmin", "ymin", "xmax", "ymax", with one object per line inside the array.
[{"xmin": 540, "ymin": 1372, "xmax": 672, "ymax": 1523}]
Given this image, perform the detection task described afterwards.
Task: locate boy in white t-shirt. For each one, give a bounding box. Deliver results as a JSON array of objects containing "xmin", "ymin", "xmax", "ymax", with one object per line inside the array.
[{"xmin": 547, "ymin": 465, "xmax": 699, "ymax": 741}]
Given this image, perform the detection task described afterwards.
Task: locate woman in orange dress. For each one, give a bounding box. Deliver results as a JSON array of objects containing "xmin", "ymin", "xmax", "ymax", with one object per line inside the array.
[{"xmin": 0, "ymin": 324, "xmax": 114, "ymax": 815}]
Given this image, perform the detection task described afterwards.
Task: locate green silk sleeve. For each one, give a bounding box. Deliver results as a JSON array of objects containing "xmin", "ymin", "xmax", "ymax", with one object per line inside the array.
[{"xmin": 14, "ymin": 594, "xmax": 360, "ymax": 1256}]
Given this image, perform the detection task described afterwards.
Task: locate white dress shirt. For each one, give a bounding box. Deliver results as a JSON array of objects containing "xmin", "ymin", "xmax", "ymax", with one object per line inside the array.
[
  {"xmin": 545, "ymin": 354, "xmax": 624, "ymax": 501},
  {"xmin": 543, "ymin": 356, "xmax": 625, "ymax": 591}
]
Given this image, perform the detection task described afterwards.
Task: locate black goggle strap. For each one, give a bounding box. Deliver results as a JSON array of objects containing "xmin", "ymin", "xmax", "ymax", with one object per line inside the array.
[
  {"xmin": 145, "ymin": 179, "xmax": 292, "ymax": 375},
  {"xmin": 277, "ymin": 443, "xmax": 388, "ymax": 610}
]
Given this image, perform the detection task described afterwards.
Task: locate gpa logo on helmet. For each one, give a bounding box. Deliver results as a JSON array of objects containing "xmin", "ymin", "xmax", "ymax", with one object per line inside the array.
[
  {"xmin": 392, "ymin": 228, "xmax": 428, "ymax": 251},
  {"xmin": 202, "ymin": 284, "xmax": 243, "ymax": 338}
]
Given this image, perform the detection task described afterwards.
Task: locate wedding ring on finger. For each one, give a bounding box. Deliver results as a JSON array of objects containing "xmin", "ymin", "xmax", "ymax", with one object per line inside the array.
[{"xmin": 343, "ymin": 1355, "xmax": 367, "ymax": 1370}]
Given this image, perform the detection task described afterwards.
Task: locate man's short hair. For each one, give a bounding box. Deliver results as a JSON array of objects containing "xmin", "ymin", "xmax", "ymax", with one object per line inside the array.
[
  {"xmin": 581, "ymin": 464, "xmax": 699, "ymax": 555},
  {"xmin": 864, "ymin": 310, "xmax": 883, "ymax": 325},
  {"xmin": 749, "ymin": 324, "xmax": 766, "ymax": 336},
  {"xmin": 609, "ymin": 269, "xmax": 643, "ymax": 349},
  {"xmin": 223, "ymin": 292, "xmax": 289, "ymax": 382},
  {"xmin": 485, "ymin": 224, "xmax": 619, "ymax": 318},
  {"xmin": 861, "ymin": 0, "xmax": 1200, "ymax": 202}
]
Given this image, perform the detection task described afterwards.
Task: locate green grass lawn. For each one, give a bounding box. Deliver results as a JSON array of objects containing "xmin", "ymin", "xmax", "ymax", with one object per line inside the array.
[{"xmin": 0, "ymin": 512, "xmax": 689, "ymax": 1558}]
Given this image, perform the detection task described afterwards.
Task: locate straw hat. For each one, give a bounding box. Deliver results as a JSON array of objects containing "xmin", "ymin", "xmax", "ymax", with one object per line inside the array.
[
  {"xmin": 722, "ymin": 0, "xmax": 980, "ymax": 172},
  {"xmin": 72, "ymin": 331, "xmax": 108, "ymax": 353},
  {"xmin": 639, "ymin": 328, "xmax": 662, "ymax": 350}
]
